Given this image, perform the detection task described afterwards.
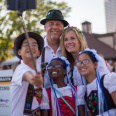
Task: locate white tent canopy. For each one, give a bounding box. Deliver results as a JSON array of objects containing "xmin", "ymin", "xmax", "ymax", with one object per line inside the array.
[{"xmin": 1, "ymin": 56, "xmax": 20, "ymax": 65}]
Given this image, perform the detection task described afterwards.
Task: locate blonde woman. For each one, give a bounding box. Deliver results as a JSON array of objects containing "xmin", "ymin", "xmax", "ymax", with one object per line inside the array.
[
  {"xmin": 60, "ymin": 26, "xmax": 110, "ymax": 86},
  {"xmin": 60, "ymin": 27, "xmax": 88, "ymax": 86}
]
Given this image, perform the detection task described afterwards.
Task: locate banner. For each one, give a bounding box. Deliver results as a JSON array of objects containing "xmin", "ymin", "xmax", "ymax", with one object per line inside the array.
[{"xmin": 0, "ymin": 69, "xmax": 13, "ymax": 116}]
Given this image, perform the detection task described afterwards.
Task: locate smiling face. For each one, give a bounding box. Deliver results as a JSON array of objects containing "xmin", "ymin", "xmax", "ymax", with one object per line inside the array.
[
  {"xmin": 64, "ymin": 30, "xmax": 81, "ymax": 56},
  {"xmin": 18, "ymin": 37, "xmax": 40, "ymax": 62},
  {"xmin": 44, "ymin": 20, "xmax": 64, "ymax": 41},
  {"xmin": 47, "ymin": 59, "xmax": 66, "ymax": 82},
  {"xmin": 77, "ymin": 53, "xmax": 97, "ymax": 78}
]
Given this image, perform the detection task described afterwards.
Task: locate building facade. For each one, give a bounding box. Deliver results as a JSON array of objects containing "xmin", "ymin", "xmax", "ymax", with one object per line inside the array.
[{"xmin": 104, "ymin": 0, "xmax": 116, "ymax": 33}]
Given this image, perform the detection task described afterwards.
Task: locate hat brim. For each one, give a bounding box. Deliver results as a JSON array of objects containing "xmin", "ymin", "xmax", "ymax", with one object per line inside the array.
[
  {"xmin": 13, "ymin": 32, "xmax": 44, "ymax": 59},
  {"xmin": 40, "ymin": 19, "xmax": 69, "ymax": 27}
]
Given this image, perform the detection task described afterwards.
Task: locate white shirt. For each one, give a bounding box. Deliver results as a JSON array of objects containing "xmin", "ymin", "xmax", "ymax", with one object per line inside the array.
[
  {"xmin": 86, "ymin": 72, "xmax": 116, "ymax": 116},
  {"xmin": 37, "ymin": 37, "xmax": 61, "ymax": 88},
  {"xmin": 10, "ymin": 61, "xmax": 41, "ymax": 116},
  {"xmin": 40, "ymin": 84, "xmax": 85, "ymax": 109}
]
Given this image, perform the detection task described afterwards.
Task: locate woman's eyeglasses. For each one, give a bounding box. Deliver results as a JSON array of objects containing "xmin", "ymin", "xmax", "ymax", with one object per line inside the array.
[
  {"xmin": 77, "ymin": 59, "xmax": 92, "ymax": 67},
  {"xmin": 47, "ymin": 64, "xmax": 63, "ymax": 70}
]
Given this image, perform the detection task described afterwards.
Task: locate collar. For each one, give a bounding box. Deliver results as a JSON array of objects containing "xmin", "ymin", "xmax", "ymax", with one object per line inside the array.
[
  {"xmin": 53, "ymin": 84, "xmax": 71, "ymax": 89},
  {"xmin": 44, "ymin": 37, "xmax": 49, "ymax": 48},
  {"xmin": 44, "ymin": 37, "xmax": 61, "ymax": 52}
]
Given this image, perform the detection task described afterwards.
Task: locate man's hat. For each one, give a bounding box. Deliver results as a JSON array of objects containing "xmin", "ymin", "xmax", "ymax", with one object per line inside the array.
[
  {"xmin": 40, "ymin": 9, "xmax": 69, "ymax": 27},
  {"xmin": 13, "ymin": 32, "xmax": 44, "ymax": 59}
]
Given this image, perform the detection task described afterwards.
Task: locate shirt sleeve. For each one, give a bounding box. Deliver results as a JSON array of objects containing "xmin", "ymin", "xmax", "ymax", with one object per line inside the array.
[
  {"xmin": 11, "ymin": 63, "xmax": 34, "ymax": 86},
  {"xmin": 76, "ymin": 85, "xmax": 86, "ymax": 106},
  {"xmin": 104, "ymin": 72, "xmax": 116, "ymax": 94},
  {"xmin": 40, "ymin": 88, "xmax": 50, "ymax": 109}
]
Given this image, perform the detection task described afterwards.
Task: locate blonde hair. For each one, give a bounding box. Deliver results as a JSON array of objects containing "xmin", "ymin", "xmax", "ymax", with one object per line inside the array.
[{"xmin": 60, "ymin": 27, "xmax": 88, "ymax": 69}]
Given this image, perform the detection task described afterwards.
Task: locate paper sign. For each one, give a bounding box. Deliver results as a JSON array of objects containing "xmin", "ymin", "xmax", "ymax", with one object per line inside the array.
[{"xmin": 0, "ymin": 69, "xmax": 13, "ymax": 116}]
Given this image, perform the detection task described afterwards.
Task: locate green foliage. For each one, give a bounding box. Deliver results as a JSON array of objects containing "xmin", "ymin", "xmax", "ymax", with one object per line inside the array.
[{"xmin": 0, "ymin": 0, "xmax": 71, "ymax": 60}]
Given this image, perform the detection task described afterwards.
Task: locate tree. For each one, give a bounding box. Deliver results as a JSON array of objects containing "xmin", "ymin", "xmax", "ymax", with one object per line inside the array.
[{"xmin": 0, "ymin": 0, "xmax": 71, "ymax": 60}]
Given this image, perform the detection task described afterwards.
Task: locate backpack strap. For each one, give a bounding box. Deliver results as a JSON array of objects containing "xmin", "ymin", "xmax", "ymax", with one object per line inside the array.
[{"xmin": 100, "ymin": 75, "xmax": 116, "ymax": 111}]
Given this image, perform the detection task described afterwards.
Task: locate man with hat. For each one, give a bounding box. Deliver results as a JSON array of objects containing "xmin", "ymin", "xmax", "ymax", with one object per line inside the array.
[{"xmin": 37, "ymin": 9, "xmax": 69, "ymax": 88}]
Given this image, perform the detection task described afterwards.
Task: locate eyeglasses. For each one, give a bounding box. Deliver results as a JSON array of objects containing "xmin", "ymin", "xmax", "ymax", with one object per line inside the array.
[
  {"xmin": 77, "ymin": 59, "xmax": 92, "ymax": 67},
  {"xmin": 22, "ymin": 43, "xmax": 39, "ymax": 48},
  {"xmin": 47, "ymin": 64, "xmax": 63, "ymax": 70}
]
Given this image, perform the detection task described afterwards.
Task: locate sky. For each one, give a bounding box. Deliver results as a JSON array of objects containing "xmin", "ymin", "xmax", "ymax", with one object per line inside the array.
[{"xmin": 53, "ymin": 0, "xmax": 106, "ymax": 34}]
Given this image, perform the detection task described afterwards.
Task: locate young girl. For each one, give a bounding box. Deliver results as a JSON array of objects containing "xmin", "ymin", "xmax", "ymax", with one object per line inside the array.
[
  {"xmin": 41, "ymin": 57, "xmax": 85, "ymax": 116},
  {"xmin": 77, "ymin": 48, "xmax": 116, "ymax": 116}
]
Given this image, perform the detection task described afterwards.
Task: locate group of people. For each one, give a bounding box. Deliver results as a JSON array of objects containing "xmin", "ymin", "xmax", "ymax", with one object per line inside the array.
[{"xmin": 10, "ymin": 9, "xmax": 116, "ymax": 116}]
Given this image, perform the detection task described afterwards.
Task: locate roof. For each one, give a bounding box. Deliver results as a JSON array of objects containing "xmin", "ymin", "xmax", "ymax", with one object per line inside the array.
[
  {"xmin": 92, "ymin": 32, "xmax": 115, "ymax": 38},
  {"xmin": 1, "ymin": 56, "xmax": 20, "ymax": 66},
  {"xmin": 83, "ymin": 32, "xmax": 116, "ymax": 60}
]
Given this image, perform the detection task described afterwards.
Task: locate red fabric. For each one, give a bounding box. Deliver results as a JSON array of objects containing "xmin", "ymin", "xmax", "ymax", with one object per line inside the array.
[
  {"xmin": 46, "ymin": 86, "xmax": 77, "ymax": 116},
  {"xmin": 34, "ymin": 87, "xmax": 42, "ymax": 105},
  {"xmin": 46, "ymin": 88, "xmax": 52, "ymax": 116}
]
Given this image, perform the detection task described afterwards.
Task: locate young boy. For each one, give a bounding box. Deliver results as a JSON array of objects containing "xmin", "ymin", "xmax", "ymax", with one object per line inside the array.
[{"xmin": 10, "ymin": 32, "xmax": 44, "ymax": 116}]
